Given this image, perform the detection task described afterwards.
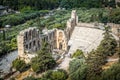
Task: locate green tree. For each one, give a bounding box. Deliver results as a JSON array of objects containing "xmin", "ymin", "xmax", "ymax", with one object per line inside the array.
[
  {"xmin": 43, "ymin": 69, "xmax": 68, "ymax": 80},
  {"xmin": 98, "ymin": 26, "xmax": 117, "ymax": 56},
  {"xmin": 86, "ymin": 50, "xmax": 106, "ymax": 80},
  {"xmin": 51, "ymin": 69, "xmax": 67, "ymax": 80},
  {"xmin": 69, "ymin": 59, "xmax": 87, "ymax": 80},
  {"xmin": 72, "ymin": 49, "xmax": 84, "ymax": 58},
  {"xmin": 53, "ymin": 23, "xmax": 61, "ymax": 29},
  {"xmin": 109, "ymin": 9, "xmax": 120, "ymax": 24},
  {"xmin": 101, "ymin": 63, "xmax": 120, "ymax": 80},
  {"xmin": 31, "ymin": 42, "xmax": 56, "ymax": 73},
  {"xmin": 12, "ymin": 58, "xmax": 26, "ymax": 72},
  {"xmin": 23, "ymin": 76, "xmax": 37, "ymax": 80},
  {"xmin": 85, "ymin": 26, "xmax": 117, "ymax": 80}
]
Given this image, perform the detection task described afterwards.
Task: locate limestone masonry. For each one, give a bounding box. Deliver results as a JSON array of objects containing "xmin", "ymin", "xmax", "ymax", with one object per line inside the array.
[
  {"xmin": 17, "ymin": 10, "xmax": 119, "ymax": 63},
  {"xmin": 17, "ymin": 10, "xmax": 78, "ymax": 63}
]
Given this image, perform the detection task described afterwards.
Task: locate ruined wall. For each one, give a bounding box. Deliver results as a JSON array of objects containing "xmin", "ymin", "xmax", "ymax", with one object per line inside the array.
[
  {"xmin": 65, "ymin": 10, "xmax": 78, "ymax": 41},
  {"xmin": 56, "ymin": 30, "xmax": 67, "ymax": 51},
  {"xmin": 41, "ymin": 28, "xmax": 57, "ymax": 51},
  {"xmin": 55, "ymin": 10, "xmax": 78, "ymax": 51},
  {"xmin": 17, "ymin": 10, "xmax": 78, "ymax": 63},
  {"xmin": 71, "ymin": 10, "xmax": 78, "ymax": 25},
  {"xmin": 17, "ymin": 34, "xmax": 24, "ymax": 57},
  {"xmin": 17, "ymin": 27, "xmax": 40, "ymax": 63},
  {"xmin": 107, "ymin": 23, "xmax": 120, "ymax": 36}
]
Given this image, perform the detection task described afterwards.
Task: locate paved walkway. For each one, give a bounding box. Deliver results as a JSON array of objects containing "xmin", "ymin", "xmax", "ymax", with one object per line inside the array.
[{"xmin": 58, "ymin": 55, "xmax": 72, "ymax": 70}]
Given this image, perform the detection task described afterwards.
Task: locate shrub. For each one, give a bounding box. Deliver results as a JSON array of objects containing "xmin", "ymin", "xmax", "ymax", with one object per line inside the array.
[
  {"xmin": 20, "ymin": 6, "xmax": 32, "ymax": 13},
  {"xmin": 31, "ymin": 42, "xmax": 56, "ymax": 73},
  {"xmin": 12, "ymin": 58, "xmax": 26, "ymax": 72},
  {"xmin": 101, "ymin": 63, "xmax": 120, "ymax": 80},
  {"xmin": 43, "ymin": 69, "xmax": 68, "ymax": 80},
  {"xmin": 69, "ymin": 59, "xmax": 87, "ymax": 80},
  {"xmin": 1, "ymin": 10, "xmax": 49, "ymax": 27},
  {"xmin": 72, "ymin": 49, "xmax": 84, "ymax": 58}
]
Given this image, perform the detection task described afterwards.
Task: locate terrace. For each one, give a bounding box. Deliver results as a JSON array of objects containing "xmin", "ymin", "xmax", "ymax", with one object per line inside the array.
[{"xmin": 68, "ymin": 26, "xmax": 104, "ymax": 56}]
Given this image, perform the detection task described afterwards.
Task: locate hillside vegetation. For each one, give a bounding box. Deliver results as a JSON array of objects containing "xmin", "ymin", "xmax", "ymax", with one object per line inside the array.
[
  {"xmin": 0, "ymin": 9, "xmax": 101, "ymax": 55},
  {"xmin": 0, "ymin": 0, "xmax": 119, "ymax": 10},
  {"xmin": 0, "ymin": 7, "xmax": 120, "ymax": 56}
]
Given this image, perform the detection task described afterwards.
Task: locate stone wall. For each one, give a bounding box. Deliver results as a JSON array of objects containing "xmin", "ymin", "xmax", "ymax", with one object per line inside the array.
[
  {"xmin": 65, "ymin": 10, "xmax": 78, "ymax": 40},
  {"xmin": 107, "ymin": 23, "xmax": 120, "ymax": 36},
  {"xmin": 56, "ymin": 30, "xmax": 67, "ymax": 51},
  {"xmin": 17, "ymin": 10, "xmax": 78, "ymax": 63},
  {"xmin": 41, "ymin": 28, "xmax": 57, "ymax": 51},
  {"xmin": 17, "ymin": 27, "xmax": 40, "ymax": 63},
  {"xmin": 17, "ymin": 27, "xmax": 67, "ymax": 63}
]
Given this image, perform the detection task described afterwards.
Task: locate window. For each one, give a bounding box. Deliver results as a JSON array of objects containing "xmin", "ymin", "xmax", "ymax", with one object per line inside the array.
[
  {"xmin": 29, "ymin": 42, "xmax": 31, "ymax": 49},
  {"xmin": 25, "ymin": 44, "xmax": 28, "ymax": 49},
  {"xmin": 29, "ymin": 30, "xmax": 32, "ymax": 39},
  {"xmin": 33, "ymin": 41, "xmax": 36, "ymax": 46},
  {"xmin": 59, "ymin": 42, "xmax": 62, "ymax": 50}
]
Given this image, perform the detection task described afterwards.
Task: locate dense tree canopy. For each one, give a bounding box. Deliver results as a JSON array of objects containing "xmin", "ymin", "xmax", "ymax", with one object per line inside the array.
[
  {"xmin": 72, "ymin": 49, "xmax": 84, "ymax": 58},
  {"xmin": 97, "ymin": 26, "xmax": 117, "ymax": 56},
  {"xmin": 86, "ymin": 26, "xmax": 117, "ymax": 80},
  {"xmin": 43, "ymin": 69, "xmax": 68, "ymax": 80},
  {"xmin": 0, "ymin": 0, "xmax": 117, "ymax": 10},
  {"xmin": 24, "ymin": 69, "xmax": 68, "ymax": 80},
  {"xmin": 31, "ymin": 42, "xmax": 56, "ymax": 73},
  {"xmin": 69, "ymin": 59, "xmax": 87, "ymax": 80},
  {"xmin": 0, "ymin": 0, "xmax": 119, "ymax": 79},
  {"xmin": 101, "ymin": 63, "xmax": 120, "ymax": 80},
  {"xmin": 109, "ymin": 8, "xmax": 120, "ymax": 24},
  {"xmin": 86, "ymin": 50, "xmax": 106, "ymax": 80},
  {"xmin": 0, "ymin": 0, "xmax": 59, "ymax": 10},
  {"xmin": 12, "ymin": 58, "xmax": 27, "ymax": 72}
]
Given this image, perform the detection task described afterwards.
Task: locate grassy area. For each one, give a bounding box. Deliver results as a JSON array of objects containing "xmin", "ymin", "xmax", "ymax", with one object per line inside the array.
[{"xmin": 0, "ymin": 8, "xmax": 109, "ymax": 56}]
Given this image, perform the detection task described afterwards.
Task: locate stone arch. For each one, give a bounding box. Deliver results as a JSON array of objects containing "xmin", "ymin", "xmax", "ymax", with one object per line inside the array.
[
  {"xmin": 32, "ymin": 29, "xmax": 36, "ymax": 38},
  {"xmin": 38, "ymin": 40, "xmax": 40, "ymax": 48},
  {"xmin": 29, "ymin": 42, "xmax": 32, "ymax": 49},
  {"xmin": 59, "ymin": 32, "xmax": 63, "ymax": 37},
  {"xmin": 33, "ymin": 40, "xmax": 36, "ymax": 46},
  {"xmin": 59, "ymin": 42, "xmax": 63, "ymax": 50},
  {"xmin": 28, "ymin": 30, "xmax": 32, "ymax": 40},
  {"xmin": 57, "ymin": 30, "xmax": 67, "ymax": 50},
  {"xmin": 25, "ymin": 32, "xmax": 28, "ymax": 40}
]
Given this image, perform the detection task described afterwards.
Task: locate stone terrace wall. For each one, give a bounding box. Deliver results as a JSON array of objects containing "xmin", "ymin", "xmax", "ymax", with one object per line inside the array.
[
  {"xmin": 17, "ymin": 27, "xmax": 40, "ymax": 59},
  {"xmin": 107, "ymin": 23, "xmax": 120, "ymax": 36}
]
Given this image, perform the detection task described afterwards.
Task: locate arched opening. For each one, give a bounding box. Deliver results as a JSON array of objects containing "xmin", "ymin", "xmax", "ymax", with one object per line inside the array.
[
  {"xmin": 25, "ymin": 44, "xmax": 28, "ymax": 50},
  {"xmin": 38, "ymin": 41, "xmax": 40, "ymax": 47},
  {"xmin": 33, "ymin": 29, "xmax": 35, "ymax": 38},
  {"xmin": 25, "ymin": 32, "xmax": 28, "ymax": 40},
  {"xmin": 29, "ymin": 30, "xmax": 32, "ymax": 40},
  {"xmin": 33, "ymin": 40, "xmax": 36, "ymax": 46},
  {"xmin": 59, "ymin": 32, "xmax": 63, "ymax": 38},
  {"xmin": 59, "ymin": 42, "xmax": 63, "ymax": 50},
  {"xmin": 29, "ymin": 42, "xmax": 31, "ymax": 49}
]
